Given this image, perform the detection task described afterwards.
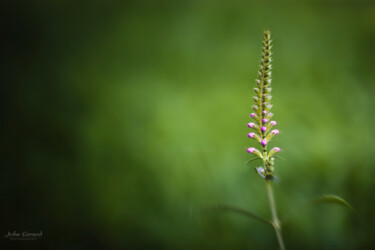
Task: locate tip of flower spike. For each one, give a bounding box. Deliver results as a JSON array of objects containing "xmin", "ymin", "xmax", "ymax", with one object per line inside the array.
[
  {"xmin": 270, "ymin": 121, "xmax": 277, "ymax": 126},
  {"xmin": 248, "ymin": 122, "xmax": 255, "ymax": 128},
  {"xmin": 248, "ymin": 133, "xmax": 256, "ymax": 138},
  {"xmin": 261, "ymin": 140, "xmax": 267, "ymax": 146},
  {"xmin": 271, "ymin": 129, "xmax": 279, "ymax": 135},
  {"xmin": 261, "ymin": 127, "xmax": 267, "ymax": 132},
  {"xmin": 250, "ymin": 113, "xmax": 256, "ymax": 118},
  {"xmin": 247, "ymin": 147, "xmax": 256, "ymax": 153},
  {"xmin": 262, "ymin": 118, "xmax": 268, "ymax": 123}
]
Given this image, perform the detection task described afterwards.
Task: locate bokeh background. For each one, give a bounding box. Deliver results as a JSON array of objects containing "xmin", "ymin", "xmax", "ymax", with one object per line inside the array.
[{"xmin": 2, "ymin": 0, "xmax": 375, "ymax": 249}]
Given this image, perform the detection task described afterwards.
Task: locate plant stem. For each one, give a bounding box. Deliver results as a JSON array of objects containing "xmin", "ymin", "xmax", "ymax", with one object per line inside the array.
[{"xmin": 266, "ymin": 180, "xmax": 285, "ymax": 250}]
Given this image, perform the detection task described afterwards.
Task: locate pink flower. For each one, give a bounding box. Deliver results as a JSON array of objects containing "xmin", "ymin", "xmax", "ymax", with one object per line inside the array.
[
  {"xmin": 268, "ymin": 147, "xmax": 281, "ymax": 157},
  {"xmin": 248, "ymin": 122, "xmax": 255, "ymax": 128},
  {"xmin": 248, "ymin": 133, "xmax": 256, "ymax": 138},
  {"xmin": 261, "ymin": 126, "xmax": 267, "ymax": 132},
  {"xmin": 271, "ymin": 129, "xmax": 279, "ymax": 135},
  {"xmin": 262, "ymin": 118, "xmax": 268, "ymax": 123},
  {"xmin": 262, "ymin": 110, "xmax": 267, "ymax": 114},
  {"xmin": 270, "ymin": 121, "xmax": 277, "ymax": 126},
  {"xmin": 261, "ymin": 139, "xmax": 267, "ymax": 146},
  {"xmin": 247, "ymin": 147, "xmax": 256, "ymax": 153},
  {"xmin": 250, "ymin": 113, "xmax": 256, "ymax": 118}
]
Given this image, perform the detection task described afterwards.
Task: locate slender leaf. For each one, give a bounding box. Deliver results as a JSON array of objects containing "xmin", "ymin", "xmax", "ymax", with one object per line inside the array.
[
  {"xmin": 273, "ymin": 155, "xmax": 286, "ymax": 161},
  {"xmin": 310, "ymin": 194, "xmax": 354, "ymax": 210},
  {"xmin": 245, "ymin": 158, "xmax": 262, "ymax": 165},
  {"xmin": 282, "ymin": 194, "xmax": 353, "ymax": 224},
  {"xmin": 200, "ymin": 204, "xmax": 272, "ymax": 226}
]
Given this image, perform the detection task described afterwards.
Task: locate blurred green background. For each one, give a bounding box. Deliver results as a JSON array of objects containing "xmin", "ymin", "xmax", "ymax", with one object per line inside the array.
[{"xmin": 2, "ymin": 0, "xmax": 375, "ymax": 249}]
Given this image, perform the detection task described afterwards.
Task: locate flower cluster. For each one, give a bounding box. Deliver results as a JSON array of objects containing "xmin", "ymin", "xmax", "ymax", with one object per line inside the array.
[{"xmin": 247, "ymin": 30, "xmax": 280, "ymax": 180}]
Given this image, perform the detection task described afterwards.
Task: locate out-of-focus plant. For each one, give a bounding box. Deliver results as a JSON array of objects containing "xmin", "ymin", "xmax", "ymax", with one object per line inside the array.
[{"xmin": 205, "ymin": 31, "xmax": 353, "ymax": 250}]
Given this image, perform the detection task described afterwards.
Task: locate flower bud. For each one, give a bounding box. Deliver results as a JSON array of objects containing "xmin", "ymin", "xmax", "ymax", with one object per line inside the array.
[
  {"xmin": 265, "ymin": 104, "xmax": 273, "ymax": 112},
  {"xmin": 265, "ymin": 112, "xmax": 273, "ymax": 119},
  {"xmin": 265, "ymin": 87, "xmax": 272, "ymax": 94},
  {"xmin": 247, "ymin": 122, "xmax": 255, "ymax": 128},
  {"xmin": 263, "ymin": 94, "xmax": 272, "ymax": 102},
  {"xmin": 253, "ymin": 96, "xmax": 260, "ymax": 104},
  {"xmin": 266, "ymin": 120, "xmax": 276, "ymax": 131},
  {"xmin": 262, "ymin": 110, "xmax": 267, "ymax": 114},
  {"xmin": 262, "ymin": 118, "xmax": 268, "ymax": 123},
  {"xmin": 248, "ymin": 132, "xmax": 256, "ymax": 138},
  {"xmin": 261, "ymin": 139, "xmax": 267, "ymax": 146},
  {"xmin": 261, "ymin": 126, "xmax": 267, "ymax": 132},
  {"xmin": 247, "ymin": 147, "xmax": 255, "ymax": 153},
  {"xmin": 247, "ymin": 147, "xmax": 263, "ymax": 159},
  {"xmin": 254, "ymin": 88, "xmax": 261, "ymax": 97},
  {"xmin": 250, "ymin": 113, "xmax": 260, "ymax": 124},
  {"xmin": 248, "ymin": 133, "xmax": 261, "ymax": 142},
  {"xmin": 271, "ymin": 129, "xmax": 279, "ymax": 135},
  {"xmin": 268, "ymin": 147, "xmax": 281, "ymax": 158},
  {"xmin": 256, "ymin": 79, "xmax": 262, "ymax": 88},
  {"xmin": 266, "ymin": 129, "xmax": 279, "ymax": 141},
  {"xmin": 252, "ymin": 105, "xmax": 260, "ymax": 114}
]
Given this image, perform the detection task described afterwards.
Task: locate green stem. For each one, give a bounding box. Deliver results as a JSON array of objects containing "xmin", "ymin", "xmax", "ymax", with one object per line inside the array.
[{"xmin": 266, "ymin": 180, "xmax": 286, "ymax": 250}]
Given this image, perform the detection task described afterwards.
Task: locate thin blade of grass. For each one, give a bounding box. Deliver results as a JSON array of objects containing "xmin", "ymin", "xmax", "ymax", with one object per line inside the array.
[
  {"xmin": 201, "ymin": 204, "xmax": 272, "ymax": 226},
  {"xmin": 282, "ymin": 194, "xmax": 353, "ymax": 224},
  {"xmin": 246, "ymin": 158, "xmax": 262, "ymax": 165},
  {"xmin": 310, "ymin": 194, "xmax": 354, "ymax": 210}
]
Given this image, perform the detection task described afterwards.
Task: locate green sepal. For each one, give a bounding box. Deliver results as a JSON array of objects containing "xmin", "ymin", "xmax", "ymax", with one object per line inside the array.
[
  {"xmin": 254, "ymin": 88, "xmax": 261, "ymax": 98},
  {"xmin": 252, "ymin": 105, "xmax": 260, "ymax": 115},
  {"xmin": 253, "ymin": 96, "xmax": 261, "ymax": 106},
  {"xmin": 266, "ymin": 132, "xmax": 277, "ymax": 142},
  {"xmin": 251, "ymin": 113, "xmax": 260, "ymax": 124},
  {"xmin": 249, "ymin": 133, "xmax": 261, "ymax": 143},
  {"xmin": 265, "ymin": 112, "xmax": 274, "ymax": 119},
  {"xmin": 268, "ymin": 148, "xmax": 280, "ymax": 158}
]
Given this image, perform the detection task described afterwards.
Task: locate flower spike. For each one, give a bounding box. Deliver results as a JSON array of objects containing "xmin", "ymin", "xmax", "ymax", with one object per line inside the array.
[{"xmin": 246, "ymin": 30, "xmax": 281, "ymax": 180}]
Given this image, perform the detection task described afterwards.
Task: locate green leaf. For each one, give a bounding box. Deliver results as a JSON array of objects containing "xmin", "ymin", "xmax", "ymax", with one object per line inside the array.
[
  {"xmin": 310, "ymin": 194, "xmax": 354, "ymax": 210},
  {"xmin": 282, "ymin": 194, "xmax": 353, "ymax": 224},
  {"xmin": 200, "ymin": 205, "xmax": 272, "ymax": 227}
]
